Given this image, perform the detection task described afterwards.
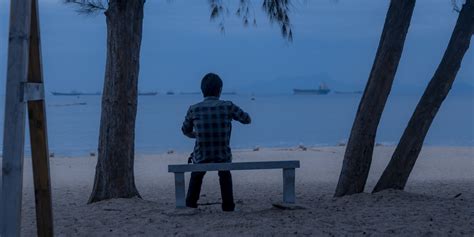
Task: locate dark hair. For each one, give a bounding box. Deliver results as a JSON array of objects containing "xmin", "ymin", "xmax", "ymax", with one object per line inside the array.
[{"xmin": 201, "ymin": 73, "xmax": 223, "ymax": 97}]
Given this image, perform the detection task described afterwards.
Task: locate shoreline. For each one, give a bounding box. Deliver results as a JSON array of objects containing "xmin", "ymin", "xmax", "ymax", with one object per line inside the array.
[
  {"xmin": 13, "ymin": 144, "xmax": 474, "ymax": 159},
  {"xmin": 8, "ymin": 146, "xmax": 474, "ymax": 235}
]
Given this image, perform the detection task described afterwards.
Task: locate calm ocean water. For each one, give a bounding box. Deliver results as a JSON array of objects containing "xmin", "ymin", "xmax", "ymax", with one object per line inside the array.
[{"xmin": 0, "ymin": 93, "xmax": 473, "ymax": 156}]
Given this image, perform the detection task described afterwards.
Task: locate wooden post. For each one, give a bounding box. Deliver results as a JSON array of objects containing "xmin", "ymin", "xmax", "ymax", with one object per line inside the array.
[
  {"xmin": 1, "ymin": 0, "xmax": 53, "ymax": 236},
  {"xmin": 27, "ymin": 0, "xmax": 54, "ymax": 236}
]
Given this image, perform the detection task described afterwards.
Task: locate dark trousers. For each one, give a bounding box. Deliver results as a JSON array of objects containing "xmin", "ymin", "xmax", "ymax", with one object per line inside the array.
[{"xmin": 185, "ymin": 170, "xmax": 235, "ymax": 211}]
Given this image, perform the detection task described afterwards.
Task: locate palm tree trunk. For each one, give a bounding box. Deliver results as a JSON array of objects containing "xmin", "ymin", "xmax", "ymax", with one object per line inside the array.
[
  {"xmin": 334, "ymin": 0, "xmax": 416, "ymax": 197},
  {"xmin": 373, "ymin": 0, "xmax": 474, "ymax": 193},
  {"xmin": 88, "ymin": 0, "xmax": 145, "ymax": 203}
]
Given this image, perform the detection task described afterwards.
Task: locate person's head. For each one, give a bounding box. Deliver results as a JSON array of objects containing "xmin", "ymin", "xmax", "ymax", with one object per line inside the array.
[{"xmin": 201, "ymin": 73, "xmax": 223, "ymax": 97}]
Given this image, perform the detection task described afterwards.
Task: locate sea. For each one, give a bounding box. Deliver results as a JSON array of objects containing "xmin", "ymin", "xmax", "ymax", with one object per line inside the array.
[{"xmin": 0, "ymin": 93, "xmax": 473, "ymax": 157}]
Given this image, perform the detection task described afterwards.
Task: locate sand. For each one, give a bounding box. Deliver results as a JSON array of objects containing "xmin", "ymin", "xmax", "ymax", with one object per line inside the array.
[{"xmin": 12, "ymin": 146, "xmax": 474, "ymax": 236}]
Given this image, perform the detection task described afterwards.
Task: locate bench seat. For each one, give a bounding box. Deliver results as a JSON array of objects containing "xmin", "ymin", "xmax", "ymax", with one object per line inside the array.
[{"xmin": 168, "ymin": 160, "xmax": 300, "ymax": 208}]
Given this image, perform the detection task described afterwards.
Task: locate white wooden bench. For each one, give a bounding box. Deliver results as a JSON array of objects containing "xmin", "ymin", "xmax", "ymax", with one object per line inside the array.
[{"xmin": 168, "ymin": 160, "xmax": 300, "ymax": 208}]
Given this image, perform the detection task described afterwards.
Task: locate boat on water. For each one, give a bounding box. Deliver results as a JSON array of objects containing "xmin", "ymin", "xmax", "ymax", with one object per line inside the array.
[
  {"xmin": 222, "ymin": 91, "xmax": 237, "ymax": 95},
  {"xmin": 51, "ymin": 91, "xmax": 158, "ymax": 96},
  {"xmin": 138, "ymin": 91, "xmax": 158, "ymax": 96},
  {"xmin": 293, "ymin": 83, "xmax": 331, "ymax": 95},
  {"xmin": 180, "ymin": 92, "xmax": 201, "ymax": 95},
  {"xmin": 166, "ymin": 91, "xmax": 175, "ymax": 95},
  {"xmin": 179, "ymin": 91, "xmax": 236, "ymax": 96},
  {"xmin": 50, "ymin": 102, "xmax": 87, "ymax": 107},
  {"xmin": 51, "ymin": 91, "xmax": 99, "ymax": 96}
]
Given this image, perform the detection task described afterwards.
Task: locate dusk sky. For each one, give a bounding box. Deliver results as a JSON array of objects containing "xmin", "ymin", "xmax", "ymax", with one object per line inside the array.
[{"xmin": 0, "ymin": 0, "xmax": 472, "ymax": 94}]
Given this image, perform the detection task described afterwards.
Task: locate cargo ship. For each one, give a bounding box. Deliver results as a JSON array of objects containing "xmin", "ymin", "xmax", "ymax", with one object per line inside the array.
[
  {"xmin": 138, "ymin": 91, "xmax": 158, "ymax": 96},
  {"xmin": 51, "ymin": 91, "xmax": 158, "ymax": 96},
  {"xmin": 51, "ymin": 91, "xmax": 99, "ymax": 96},
  {"xmin": 222, "ymin": 91, "xmax": 237, "ymax": 95},
  {"xmin": 293, "ymin": 83, "xmax": 330, "ymax": 95}
]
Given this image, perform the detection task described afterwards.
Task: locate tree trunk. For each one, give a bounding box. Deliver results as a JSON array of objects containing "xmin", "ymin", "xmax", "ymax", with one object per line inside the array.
[
  {"xmin": 373, "ymin": 0, "xmax": 474, "ymax": 193},
  {"xmin": 88, "ymin": 0, "xmax": 145, "ymax": 203},
  {"xmin": 334, "ymin": 0, "xmax": 416, "ymax": 197}
]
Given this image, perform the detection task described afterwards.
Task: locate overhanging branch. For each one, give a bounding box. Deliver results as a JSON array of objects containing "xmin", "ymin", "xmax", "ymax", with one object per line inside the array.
[
  {"xmin": 209, "ymin": 0, "xmax": 293, "ymax": 41},
  {"xmin": 64, "ymin": 0, "xmax": 107, "ymax": 14}
]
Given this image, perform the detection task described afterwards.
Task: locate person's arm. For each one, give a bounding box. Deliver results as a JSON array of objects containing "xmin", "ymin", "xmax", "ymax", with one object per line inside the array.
[
  {"xmin": 231, "ymin": 102, "xmax": 251, "ymax": 124},
  {"xmin": 182, "ymin": 107, "xmax": 196, "ymax": 138}
]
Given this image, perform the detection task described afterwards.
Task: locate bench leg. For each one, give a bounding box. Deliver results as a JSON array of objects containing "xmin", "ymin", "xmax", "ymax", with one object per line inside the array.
[
  {"xmin": 283, "ymin": 168, "xmax": 295, "ymax": 204},
  {"xmin": 174, "ymin": 172, "xmax": 186, "ymax": 208}
]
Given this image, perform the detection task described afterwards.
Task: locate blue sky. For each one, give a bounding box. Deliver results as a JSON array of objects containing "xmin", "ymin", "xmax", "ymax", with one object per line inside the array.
[{"xmin": 0, "ymin": 0, "xmax": 472, "ymax": 94}]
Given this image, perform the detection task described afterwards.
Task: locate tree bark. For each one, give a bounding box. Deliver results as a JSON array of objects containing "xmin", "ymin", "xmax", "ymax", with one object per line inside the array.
[
  {"xmin": 373, "ymin": 0, "xmax": 474, "ymax": 193},
  {"xmin": 334, "ymin": 0, "xmax": 416, "ymax": 197},
  {"xmin": 89, "ymin": 0, "xmax": 145, "ymax": 203}
]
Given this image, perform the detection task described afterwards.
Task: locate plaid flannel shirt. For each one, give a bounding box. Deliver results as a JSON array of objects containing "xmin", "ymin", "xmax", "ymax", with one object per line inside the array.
[{"xmin": 182, "ymin": 96, "xmax": 251, "ymax": 163}]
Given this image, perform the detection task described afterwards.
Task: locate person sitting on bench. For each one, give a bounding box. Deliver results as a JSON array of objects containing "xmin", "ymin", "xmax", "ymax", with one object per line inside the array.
[{"xmin": 181, "ymin": 73, "xmax": 251, "ymax": 212}]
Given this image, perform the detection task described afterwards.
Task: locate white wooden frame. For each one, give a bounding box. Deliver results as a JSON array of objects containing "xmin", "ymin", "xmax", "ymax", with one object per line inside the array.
[{"xmin": 0, "ymin": 0, "xmax": 53, "ymax": 236}]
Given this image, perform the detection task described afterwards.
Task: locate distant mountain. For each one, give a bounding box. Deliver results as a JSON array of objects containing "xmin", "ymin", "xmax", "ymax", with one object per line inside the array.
[{"xmin": 390, "ymin": 79, "xmax": 474, "ymax": 96}]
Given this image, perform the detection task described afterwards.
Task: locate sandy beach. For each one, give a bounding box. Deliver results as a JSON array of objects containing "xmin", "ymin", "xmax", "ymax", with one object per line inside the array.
[{"xmin": 13, "ymin": 146, "xmax": 474, "ymax": 236}]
